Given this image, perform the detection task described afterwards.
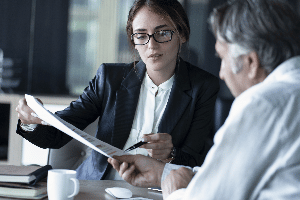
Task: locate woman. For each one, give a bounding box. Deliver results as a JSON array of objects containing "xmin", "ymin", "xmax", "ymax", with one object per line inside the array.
[{"xmin": 16, "ymin": 0, "xmax": 219, "ymax": 180}]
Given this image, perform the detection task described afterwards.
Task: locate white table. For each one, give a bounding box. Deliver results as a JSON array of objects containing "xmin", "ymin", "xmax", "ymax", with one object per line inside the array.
[{"xmin": 73, "ymin": 180, "xmax": 163, "ymax": 200}]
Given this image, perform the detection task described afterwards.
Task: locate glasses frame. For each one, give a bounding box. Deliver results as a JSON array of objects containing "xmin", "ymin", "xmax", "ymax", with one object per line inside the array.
[{"xmin": 131, "ymin": 30, "xmax": 175, "ymax": 45}]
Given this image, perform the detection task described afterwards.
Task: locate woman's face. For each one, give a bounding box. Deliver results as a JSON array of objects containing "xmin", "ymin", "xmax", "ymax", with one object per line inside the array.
[{"xmin": 132, "ymin": 7, "xmax": 184, "ymax": 75}]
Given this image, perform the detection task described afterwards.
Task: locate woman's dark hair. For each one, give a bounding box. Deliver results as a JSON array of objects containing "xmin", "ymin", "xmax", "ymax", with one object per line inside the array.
[
  {"xmin": 209, "ymin": 0, "xmax": 300, "ymax": 74},
  {"xmin": 126, "ymin": 0, "xmax": 190, "ymax": 48}
]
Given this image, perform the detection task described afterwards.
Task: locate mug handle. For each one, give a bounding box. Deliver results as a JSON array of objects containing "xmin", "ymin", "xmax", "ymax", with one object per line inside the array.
[{"xmin": 68, "ymin": 178, "xmax": 80, "ymax": 198}]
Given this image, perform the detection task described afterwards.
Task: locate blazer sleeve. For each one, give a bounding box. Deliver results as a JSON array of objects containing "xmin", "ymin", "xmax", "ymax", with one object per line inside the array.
[
  {"xmin": 172, "ymin": 70, "xmax": 220, "ymax": 167},
  {"xmin": 16, "ymin": 64, "xmax": 109, "ymax": 149}
]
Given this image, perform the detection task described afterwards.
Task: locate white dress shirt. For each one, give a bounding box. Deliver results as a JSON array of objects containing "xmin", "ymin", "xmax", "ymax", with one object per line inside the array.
[
  {"xmin": 105, "ymin": 72, "xmax": 174, "ymax": 180},
  {"xmin": 163, "ymin": 56, "xmax": 300, "ymax": 199}
]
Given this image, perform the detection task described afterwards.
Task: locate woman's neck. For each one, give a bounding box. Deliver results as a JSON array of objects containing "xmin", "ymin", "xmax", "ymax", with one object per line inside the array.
[{"xmin": 147, "ymin": 68, "xmax": 175, "ymax": 86}]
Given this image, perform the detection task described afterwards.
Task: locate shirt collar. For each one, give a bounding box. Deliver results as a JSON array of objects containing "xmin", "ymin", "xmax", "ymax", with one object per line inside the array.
[
  {"xmin": 144, "ymin": 72, "xmax": 175, "ymax": 91},
  {"xmin": 264, "ymin": 56, "xmax": 300, "ymax": 84}
]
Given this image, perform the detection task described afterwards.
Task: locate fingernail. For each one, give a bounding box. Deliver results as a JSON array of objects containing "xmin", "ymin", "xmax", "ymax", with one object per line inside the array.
[
  {"xmin": 31, "ymin": 112, "xmax": 38, "ymax": 118},
  {"xmin": 41, "ymin": 121, "xmax": 50, "ymax": 126}
]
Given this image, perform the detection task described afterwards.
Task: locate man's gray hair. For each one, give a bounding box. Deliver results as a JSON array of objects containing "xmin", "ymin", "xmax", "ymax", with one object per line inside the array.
[
  {"xmin": 209, "ymin": 0, "xmax": 300, "ymax": 74},
  {"xmin": 217, "ymin": 32, "xmax": 250, "ymax": 73}
]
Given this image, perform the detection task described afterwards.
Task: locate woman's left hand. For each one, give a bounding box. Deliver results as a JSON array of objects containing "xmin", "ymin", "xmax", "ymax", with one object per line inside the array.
[{"xmin": 141, "ymin": 133, "xmax": 174, "ymax": 161}]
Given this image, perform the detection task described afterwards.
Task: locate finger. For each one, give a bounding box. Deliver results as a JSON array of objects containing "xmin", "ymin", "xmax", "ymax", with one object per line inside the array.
[
  {"xmin": 142, "ymin": 142, "xmax": 173, "ymax": 150},
  {"xmin": 107, "ymin": 158, "xmax": 114, "ymax": 167},
  {"xmin": 143, "ymin": 133, "xmax": 172, "ymax": 142},
  {"xmin": 121, "ymin": 164, "xmax": 136, "ymax": 182},
  {"xmin": 142, "ymin": 133, "xmax": 155, "ymax": 142},
  {"xmin": 41, "ymin": 121, "xmax": 50, "ymax": 126},
  {"xmin": 108, "ymin": 158, "xmax": 121, "ymax": 171},
  {"xmin": 119, "ymin": 162, "xmax": 129, "ymax": 176},
  {"xmin": 31, "ymin": 112, "xmax": 39, "ymax": 118},
  {"xmin": 16, "ymin": 99, "xmax": 31, "ymax": 114},
  {"xmin": 148, "ymin": 149, "xmax": 173, "ymax": 160},
  {"xmin": 32, "ymin": 113, "xmax": 48, "ymax": 125},
  {"xmin": 113, "ymin": 155, "xmax": 136, "ymax": 163},
  {"xmin": 143, "ymin": 133, "xmax": 155, "ymax": 136},
  {"xmin": 16, "ymin": 98, "xmax": 42, "ymax": 124},
  {"xmin": 18, "ymin": 98, "xmax": 28, "ymax": 107},
  {"xmin": 109, "ymin": 157, "xmax": 122, "ymax": 164},
  {"xmin": 21, "ymin": 113, "xmax": 42, "ymax": 124},
  {"xmin": 146, "ymin": 149, "xmax": 153, "ymax": 157},
  {"xmin": 18, "ymin": 113, "xmax": 42, "ymax": 124}
]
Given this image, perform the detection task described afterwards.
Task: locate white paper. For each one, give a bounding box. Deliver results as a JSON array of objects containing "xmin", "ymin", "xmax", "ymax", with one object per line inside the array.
[{"xmin": 25, "ymin": 94, "xmax": 128, "ymax": 158}]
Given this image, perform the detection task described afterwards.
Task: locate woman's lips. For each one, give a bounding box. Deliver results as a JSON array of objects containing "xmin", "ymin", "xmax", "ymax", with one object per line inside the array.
[{"xmin": 148, "ymin": 53, "xmax": 162, "ymax": 60}]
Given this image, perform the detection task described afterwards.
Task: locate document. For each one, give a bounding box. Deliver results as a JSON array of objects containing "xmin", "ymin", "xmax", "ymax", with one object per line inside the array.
[{"xmin": 25, "ymin": 94, "xmax": 128, "ymax": 158}]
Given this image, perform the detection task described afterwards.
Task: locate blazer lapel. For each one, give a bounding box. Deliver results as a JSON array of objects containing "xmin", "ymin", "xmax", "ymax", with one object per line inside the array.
[
  {"xmin": 112, "ymin": 61, "xmax": 146, "ymax": 149},
  {"xmin": 158, "ymin": 59, "xmax": 192, "ymax": 134}
]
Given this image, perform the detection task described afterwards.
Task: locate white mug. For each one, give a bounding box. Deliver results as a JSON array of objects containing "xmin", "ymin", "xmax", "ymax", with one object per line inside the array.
[{"xmin": 47, "ymin": 169, "xmax": 80, "ymax": 200}]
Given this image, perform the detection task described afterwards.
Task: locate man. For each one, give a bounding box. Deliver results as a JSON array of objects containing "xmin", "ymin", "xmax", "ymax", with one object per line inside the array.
[{"xmin": 108, "ymin": 0, "xmax": 300, "ymax": 199}]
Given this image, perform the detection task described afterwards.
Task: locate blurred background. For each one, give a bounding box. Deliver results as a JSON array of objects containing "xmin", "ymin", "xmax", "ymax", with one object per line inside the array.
[{"xmin": 0, "ymin": 0, "xmax": 299, "ymax": 95}]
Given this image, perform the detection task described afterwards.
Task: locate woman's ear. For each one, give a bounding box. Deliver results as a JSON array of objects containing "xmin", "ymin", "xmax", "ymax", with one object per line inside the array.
[{"xmin": 180, "ymin": 35, "xmax": 186, "ymax": 44}]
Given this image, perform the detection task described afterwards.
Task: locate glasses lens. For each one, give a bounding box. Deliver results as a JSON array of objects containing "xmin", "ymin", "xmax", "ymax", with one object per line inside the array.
[
  {"xmin": 132, "ymin": 33, "xmax": 148, "ymax": 45},
  {"xmin": 132, "ymin": 30, "xmax": 173, "ymax": 45},
  {"xmin": 154, "ymin": 30, "xmax": 172, "ymax": 43}
]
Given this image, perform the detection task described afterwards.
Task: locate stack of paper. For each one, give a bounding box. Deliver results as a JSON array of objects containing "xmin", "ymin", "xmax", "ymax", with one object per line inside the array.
[{"xmin": 0, "ymin": 165, "xmax": 51, "ymax": 199}]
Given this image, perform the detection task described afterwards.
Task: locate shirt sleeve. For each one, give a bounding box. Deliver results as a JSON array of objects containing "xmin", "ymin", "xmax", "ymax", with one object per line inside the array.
[
  {"xmin": 16, "ymin": 64, "xmax": 107, "ymax": 149},
  {"xmin": 178, "ymin": 92, "xmax": 294, "ymax": 200},
  {"xmin": 161, "ymin": 163, "xmax": 192, "ymax": 183},
  {"xmin": 166, "ymin": 188, "xmax": 187, "ymax": 200},
  {"xmin": 161, "ymin": 164, "xmax": 201, "ymax": 199},
  {"xmin": 20, "ymin": 123, "xmax": 38, "ymax": 132},
  {"xmin": 257, "ymin": 164, "xmax": 300, "ymax": 200}
]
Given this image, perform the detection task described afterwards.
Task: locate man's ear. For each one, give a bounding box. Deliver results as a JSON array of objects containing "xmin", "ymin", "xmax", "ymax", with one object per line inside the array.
[{"xmin": 246, "ymin": 51, "xmax": 261, "ymax": 79}]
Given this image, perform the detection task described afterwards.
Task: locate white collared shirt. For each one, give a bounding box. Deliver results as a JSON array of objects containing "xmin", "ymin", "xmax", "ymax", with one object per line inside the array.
[
  {"xmin": 164, "ymin": 56, "xmax": 300, "ymax": 199},
  {"xmin": 105, "ymin": 72, "xmax": 174, "ymax": 180}
]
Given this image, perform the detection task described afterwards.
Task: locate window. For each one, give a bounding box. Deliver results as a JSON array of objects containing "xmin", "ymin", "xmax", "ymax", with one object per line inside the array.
[{"xmin": 67, "ymin": 0, "xmax": 134, "ymax": 95}]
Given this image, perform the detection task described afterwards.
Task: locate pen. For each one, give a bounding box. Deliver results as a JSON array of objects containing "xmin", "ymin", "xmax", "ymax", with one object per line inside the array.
[{"xmin": 124, "ymin": 141, "xmax": 147, "ymax": 152}]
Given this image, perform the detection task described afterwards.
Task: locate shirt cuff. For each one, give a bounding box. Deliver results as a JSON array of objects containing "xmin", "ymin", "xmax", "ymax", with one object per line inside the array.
[
  {"xmin": 20, "ymin": 123, "xmax": 38, "ymax": 132},
  {"xmin": 165, "ymin": 188, "xmax": 186, "ymax": 200},
  {"xmin": 161, "ymin": 163, "xmax": 192, "ymax": 183}
]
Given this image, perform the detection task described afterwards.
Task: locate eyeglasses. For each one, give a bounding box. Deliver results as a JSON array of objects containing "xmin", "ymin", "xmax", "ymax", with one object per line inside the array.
[{"xmin": 131, "ymin": 30, "xmax": 175, "ymax": 45}]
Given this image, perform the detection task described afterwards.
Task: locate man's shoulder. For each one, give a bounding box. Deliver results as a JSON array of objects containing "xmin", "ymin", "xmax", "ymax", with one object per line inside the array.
[
  {"xmin": 245, "ymin": 57, "xmax": 300, "ymax": 107},
  {"xmin": 237, "ymin": 78, "xmax": 300, "ymax": 110}
]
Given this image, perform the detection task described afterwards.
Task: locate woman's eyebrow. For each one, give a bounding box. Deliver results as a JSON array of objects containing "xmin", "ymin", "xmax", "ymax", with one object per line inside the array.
[
  {"xmin": 154, "ymin": 24, "xmax": 168, "ymax": 30},
  {"xmin": 134, "ymin": 28, "xmax": 147, "ymax": 32},
  {"xmin": 133, "ymin": 24, "xmax": 169, "ymax": 33}
]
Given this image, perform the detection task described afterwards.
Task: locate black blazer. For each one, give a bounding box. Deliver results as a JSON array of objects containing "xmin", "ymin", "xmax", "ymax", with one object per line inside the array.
[{"xmin": 17, "ymin": 59, "xmax": 219, "ymax": 180}]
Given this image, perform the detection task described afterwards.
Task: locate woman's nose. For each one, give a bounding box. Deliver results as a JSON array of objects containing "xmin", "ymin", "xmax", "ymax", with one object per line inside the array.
[{"xmin": 147, "ymin": 36, "xmax": 158, "ymax": 49}]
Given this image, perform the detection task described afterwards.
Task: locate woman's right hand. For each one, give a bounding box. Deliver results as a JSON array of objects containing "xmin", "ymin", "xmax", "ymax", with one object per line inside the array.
[{"xmin": 15, "ymin": 98, "xmax": 43, "ymax": 125}]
